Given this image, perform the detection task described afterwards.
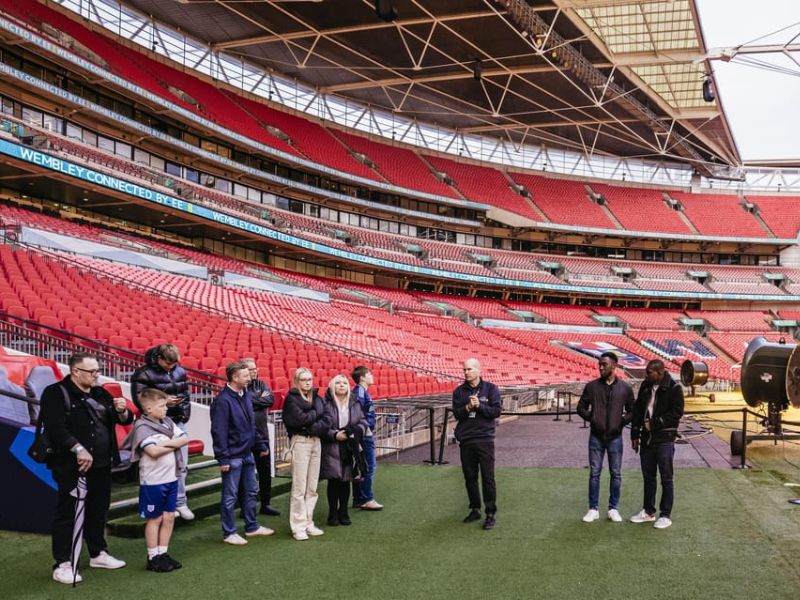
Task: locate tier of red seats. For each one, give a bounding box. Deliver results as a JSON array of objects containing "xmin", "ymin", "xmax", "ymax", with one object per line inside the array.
[
  {"xmin": 0, "ymin": 246, "xmax": 449, "ymax": 398},
  {"xmin": 589, "ymin": 183, "xmax": 692, "ymax": 234},
  {"xmin": 748, "ymin": 195, "xmax": 800, "ymax": 239},
  {"xmin": 683, "ymin": 310, "xmax": 773, "ymax": 332},
  {"xmin": 671, "ymin": 193, "xmax": 768, "ymax": 238},
  {"xmin": 422, "ymin": 155, "xmax": 542, "ymax": 220},
  {"xmin": 224, "ymin": 93, "xmax": 381, "ymax": 181},
  {"xmin": 330, "ymin": 130, "xmax": 458, "ymax": 197},
  {"xmin": 508, "ymin": 172, "xmax": 619, "ymax": 229},
  {"xmin": 592, "ymin": 308, "xmax": 684, "ymax": 330}
]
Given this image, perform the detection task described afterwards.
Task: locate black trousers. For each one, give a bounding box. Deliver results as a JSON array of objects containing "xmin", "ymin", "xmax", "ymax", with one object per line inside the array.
[
  {"xmin": 252, "ymin": 447, "xmax": 272, "ymax": 507},
  {"xmin": 51, "ymin": 466, "xmax": 111, "ymax": 565},
  {"xmin": 459, "ymin": 440, "xmax": 497, "ymax": 514},
  {"xmin": 640, "ymin": 442, "xmax": 675, "ymax": 518},
  {"xmin": 326, "ymin": 478, "xmax": 351, "ymax": 517}
]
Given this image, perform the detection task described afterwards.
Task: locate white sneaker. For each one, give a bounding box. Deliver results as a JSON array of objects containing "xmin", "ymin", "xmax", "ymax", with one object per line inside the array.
[
  {"xmin": 245, "ymin": 526, "xmax": 274, "ymax": 537},
  {"xmin": 306, "ymin": 525, "xmax": 324, "ymax": 537},
  {"xmin": 654, "ymin": 517, "xmax": 672, "ymax": 529},
  {"xmin": 582, "ymin": 509, "xmax": 600, "ymax": 523},
  {"xmin": 223, "ymin": 533, "xmax": 248, "ymax": 545},
  {"xmin": 293, "ymin": 530, "xmax": 309, "ymax": 541},
  {"xmin": 52, "ymin": 562, "xmax": 81, "ymax": 584},
  {"xmin": 630, "ymin": 509, "xmax": 657, "ymax": 523},
  {"xmin": 607, "ymin": 509, "xmax": 623, "ymax": 522},
  {"xmin": 176, "ymin": 506, "xmax": 195, "ymax": 521},
  {"xmin": 89, "ymin": 551, "xmax": 126, "ymax": 569}
]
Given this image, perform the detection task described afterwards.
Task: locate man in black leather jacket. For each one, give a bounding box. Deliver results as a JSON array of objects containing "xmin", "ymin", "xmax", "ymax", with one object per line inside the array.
[
  {"xmin": 630, "ymin": 359, "xmax": 685, "ymax": 530},
  {"xmin": 130, "ymin": 344, "xmax": 193, "ymax": 520},
  {"xmin": 242, "ymin": 358, "xmax": 280, "ymax": 516},
  {"xmin": 577, "ymin": 352, "xmax": 634, "ymax": 524}
]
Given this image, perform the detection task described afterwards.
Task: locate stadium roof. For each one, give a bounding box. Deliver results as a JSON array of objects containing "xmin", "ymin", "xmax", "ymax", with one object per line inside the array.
[{"xmin": 116, "ymin": 0, "xmax": 739, "ymax": 176}]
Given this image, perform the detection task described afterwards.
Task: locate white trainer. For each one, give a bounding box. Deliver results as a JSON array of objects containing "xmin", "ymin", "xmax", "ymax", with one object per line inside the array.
[
  {"xmin": 176, "ymin": 506, "xmax": 195, "ymax": 521},
  {"xmin": 306, "ymin": 525, "xmax": 324, "ymax": 537},
  {"xmin": 582, "ymin": 509, "xmax": 600, "ymax": 523},
  {"xmin": 607, "ymin": 509, "xmax": 623, "ymax": 522},
  {"xmin": 653, "ymin": 517, "xmax": 672, "ymax": 529},
  {"xmin": 223, "ymin": 533, "xmax": 248, "ymax": 545},
  {"xmin": 52, "ymin": 562, "xmax": 82, "ymax": 584},
  {"xmin": 293, "ymin": 530, "xmax": 309, "ymax": 541},
  {"xmin": 89, "ymin": 551, "xmax": 126, "ymax": 569},
  {"xmin": 629, "ymin": 509, "xmax": 657, "ymax": 523},
  {"xmin": 245, "ymin": 526, "xmax": 275, "ymax": 537}
]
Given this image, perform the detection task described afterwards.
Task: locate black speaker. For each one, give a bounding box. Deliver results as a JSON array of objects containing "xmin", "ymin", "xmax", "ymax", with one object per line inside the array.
[
  {"xmin": 702, "ymin": 78, "xmax": 715, "ymax": 102},
  {"xmin": 375, "ymin": 0, "xmax": 397, "ymax": 22}
]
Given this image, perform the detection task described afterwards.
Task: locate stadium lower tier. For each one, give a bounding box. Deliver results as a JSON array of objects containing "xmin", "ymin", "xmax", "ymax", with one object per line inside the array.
[{"xmin": 0, "ymin": 235, "xmax": 780, "ymax": 394}]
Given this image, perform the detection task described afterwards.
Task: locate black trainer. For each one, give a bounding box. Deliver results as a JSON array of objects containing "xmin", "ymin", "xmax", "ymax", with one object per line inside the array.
[
  {"xmin": 338, "ymin": 510, "xmax": 352, "ymax": 526},
  {"xmin": 483, "ymin": 515, "xmax": 496, "ymax": 530},
  {"xmin": 146, "ymin": 554, "xmax": 174, "ymax": 573},
  {"xmin": 463, "ymin": 509, "xmax": 481, "ymax": 523},
  {"xmin": 162, "ymin": 554, "xmax": 182, "ymax": 570},
  {"xmin": 260, "ymin": 505, "xmax": 281, "ymax": 516},
  {"xmin": 327, "ymin": 514, "xmax": 340, "ymax": 527}
]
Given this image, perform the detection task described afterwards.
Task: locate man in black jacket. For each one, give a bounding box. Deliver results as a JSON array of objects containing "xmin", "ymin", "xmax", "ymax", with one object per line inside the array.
[
  {"xmin": 452, "ymin": 358, "xmax": 502, "ymax": 530},
  {"xmin": 577, "ymin": 352, "xmax": 634, "ymax": 523},
  {"xmin": 130, "ymin": 344, "xmax": 194, "ymax": 520},
  {"xmin": 242, "ymin": 358, "xmax": 280, "ymax": 516},
  {"xmin": 630, "ymin": 359, "xmax": 685, "ymax": 530},
  {"xmin": 40, "ymin": 352, "xmax": 132, "ymax": 584}
]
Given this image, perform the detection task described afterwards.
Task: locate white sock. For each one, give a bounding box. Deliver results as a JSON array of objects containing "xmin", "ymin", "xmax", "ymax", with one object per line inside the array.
[
  {"xmin": 157, "ymin": 546, "xmax": 168, "ymax": 555},
  {"xmin": 147, "ymin": 547, "xmax": 158, "ymax": 559}
]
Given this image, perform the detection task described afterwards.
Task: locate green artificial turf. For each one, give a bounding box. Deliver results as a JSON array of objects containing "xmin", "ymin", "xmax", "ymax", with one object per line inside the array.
[{"xmin": 2, "ymin": 464, "xmax": 800, "ymax": 600}]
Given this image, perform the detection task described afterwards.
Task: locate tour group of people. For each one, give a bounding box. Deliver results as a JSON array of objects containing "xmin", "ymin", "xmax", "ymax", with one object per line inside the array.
[{"xmin": 39, "ymin": 346, "xmax": 682, "ymax": 585}]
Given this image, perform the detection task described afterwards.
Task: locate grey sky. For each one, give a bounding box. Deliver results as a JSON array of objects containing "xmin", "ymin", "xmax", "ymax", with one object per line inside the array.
[{"xmin": 696, "ymin": 0, "xmax": 800, "ymax": 164}]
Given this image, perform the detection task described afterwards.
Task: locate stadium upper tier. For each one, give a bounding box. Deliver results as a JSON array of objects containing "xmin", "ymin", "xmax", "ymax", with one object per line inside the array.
[{"xmin": 2, "ymin": 1, "xmax": 800, "ymax": 242}]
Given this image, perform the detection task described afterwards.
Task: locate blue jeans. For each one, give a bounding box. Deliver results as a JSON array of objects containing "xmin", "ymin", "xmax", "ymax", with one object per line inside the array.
[
  {"xmin": 588, "ymin": 434, "xmax": 623, "ymax": 510},
  {"xmin": 353, "ymin": 436, "xmax": 377, "ymax": 505},
  {"xmin": 640, "ymin": 442, "xmax": 675, "ymax": 518},
  {"xmin": 220, "ymin": 454, "xmax": 259, "ymax": 537}
]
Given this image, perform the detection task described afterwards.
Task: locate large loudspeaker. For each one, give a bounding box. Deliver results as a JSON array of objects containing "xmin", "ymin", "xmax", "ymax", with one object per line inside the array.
[
  {"xmin": 740, "ymin": 337, "xmax": 800, "ymax": 409},
  {"xmin": 375, "ymin": 0, "xmax": 397, "ymax": 22},
  {"xmin": 680, "ymin": 360, "xmax": 708, "ymax": 387}
]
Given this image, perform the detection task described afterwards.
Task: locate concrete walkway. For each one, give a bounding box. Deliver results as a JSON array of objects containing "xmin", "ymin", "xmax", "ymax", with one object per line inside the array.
[{"xmin": 388, "ymin": 413, "xmax": 737, "ymax": 469}]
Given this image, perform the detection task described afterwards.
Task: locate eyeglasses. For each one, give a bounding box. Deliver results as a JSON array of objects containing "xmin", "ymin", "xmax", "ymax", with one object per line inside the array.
[
  {"xmin": 74, "ymin": 367, "xmax": 101, "ymax": 376},
  {"xmin": 298, "ymin": 378, "xmax": 313, "ymax": 383}
]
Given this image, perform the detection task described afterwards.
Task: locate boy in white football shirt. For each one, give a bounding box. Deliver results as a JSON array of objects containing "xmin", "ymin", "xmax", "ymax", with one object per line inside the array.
[{"xmin": 130, "ymin": 388, "xmax": 188, "ymax": 572}]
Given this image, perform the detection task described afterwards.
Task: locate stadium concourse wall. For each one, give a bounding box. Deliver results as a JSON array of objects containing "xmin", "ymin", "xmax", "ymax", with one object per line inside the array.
[
  {"xmin": 2, "ymin": 136, "xmax": 799, "ymax": 306},
  {"xmin": 1, "ymin": 13, "xmax": 798, "ymax": 246}
]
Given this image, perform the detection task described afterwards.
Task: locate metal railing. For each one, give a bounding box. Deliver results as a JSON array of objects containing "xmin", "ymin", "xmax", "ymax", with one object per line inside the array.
[{"xmin": 0, "ymin": 311, "xmax": 222, "ymax": 404}]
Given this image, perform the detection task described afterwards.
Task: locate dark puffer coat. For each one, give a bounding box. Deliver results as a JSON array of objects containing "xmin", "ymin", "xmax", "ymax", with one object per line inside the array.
[
  {"xmin": 281, "ymin": 387, "xmax": 329, "ymax": 438},
  {"xmin": 130, "ymin": 346, "xmax": 191, "ymax": 423},
  {"xmin": 319, "ymin": 389, "xmax": 368, "ymax": 481}
]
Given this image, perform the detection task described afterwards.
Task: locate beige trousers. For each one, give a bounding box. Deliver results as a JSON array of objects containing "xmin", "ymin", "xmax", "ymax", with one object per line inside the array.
[{"xmin": 289, "ymin": 436, "xmax": 321, "ymax": 534}]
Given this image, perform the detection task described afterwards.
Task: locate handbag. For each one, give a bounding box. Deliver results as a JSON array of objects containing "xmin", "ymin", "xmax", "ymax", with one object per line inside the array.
[
  {"xmin": 27, "ymin": 385, "xmax": 71, "ymax": 464},
  {"xmin": 282, "ymin": 436, "xmax": 298, "ymax": 463}
]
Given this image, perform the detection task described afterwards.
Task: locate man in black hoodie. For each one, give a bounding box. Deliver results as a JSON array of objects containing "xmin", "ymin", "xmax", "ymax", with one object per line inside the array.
[
  {"xmin": 131, "ymin": 344, "xmax": 193, "ymax": 520},
  {"xmin": 452, "ymin": 358, "xmax": 502, "ymax": 530},
  {"xmin": 630, "ymin": 359, "xmax": 684, "ymax": 530},
  {"xmin": 242, "ymin": 358, "xmax": 280, "ymax": 516},
  {"xmin": 577, "ymin": 352, "xmax": 634, "ymax": 524}
]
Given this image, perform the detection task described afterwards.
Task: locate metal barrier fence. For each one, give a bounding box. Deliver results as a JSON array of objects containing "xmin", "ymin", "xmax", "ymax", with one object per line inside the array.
[{"xmin": 0, "ymin": 313, "xmax": 222, "ymax": 404}]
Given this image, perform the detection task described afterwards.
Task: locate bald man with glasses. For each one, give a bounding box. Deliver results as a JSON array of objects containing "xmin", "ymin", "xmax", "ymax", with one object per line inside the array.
[{"xmin": 40, "ymin": 352, "xmax": 132, "ymax": 584}]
